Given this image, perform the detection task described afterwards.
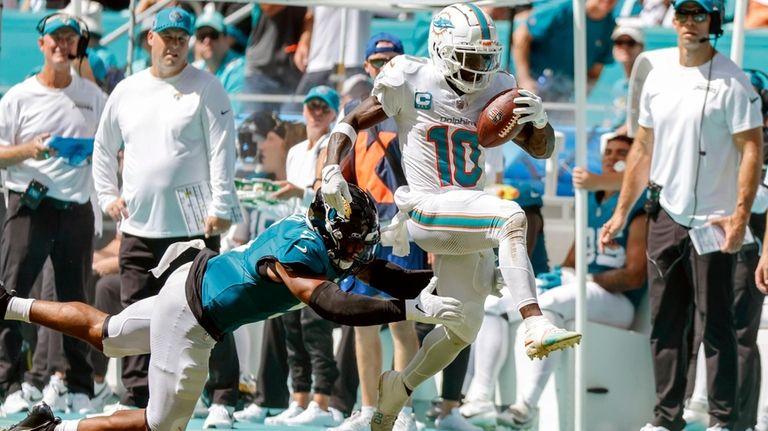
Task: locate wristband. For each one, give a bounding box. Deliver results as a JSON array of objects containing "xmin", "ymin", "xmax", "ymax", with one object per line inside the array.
[{"xmin": 331, "ymin": 122, "xmax": 358, "ymax": 144}]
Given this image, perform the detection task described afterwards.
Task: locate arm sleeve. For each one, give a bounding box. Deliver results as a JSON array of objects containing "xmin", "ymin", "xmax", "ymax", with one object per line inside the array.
[
  {"xmin": 725, "ymin": 75, "xmax": 764, "ymax": 134},
  {"xmin": 92, "ymin": 94, "xmax": 124, "ymax": 212},
  {"xmin": 637, "ymin": 71, "xmax": 655, "ymax": 128},
  {"xmin": 308, "ymin": 281, "xmax": 407, "ymax": 326},
  {"xmin": 201, "ymin": 79, "xmax": 238, "ymax": 219},
  {"xmin": 362, "ymin": 259, "xmax": 433, "ymax": 299}
]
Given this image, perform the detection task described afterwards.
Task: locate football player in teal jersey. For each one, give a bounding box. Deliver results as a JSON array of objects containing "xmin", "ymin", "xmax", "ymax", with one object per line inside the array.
[{"xmin": 0, "ymin": 184, "xmax": 464, "ymax": 431}]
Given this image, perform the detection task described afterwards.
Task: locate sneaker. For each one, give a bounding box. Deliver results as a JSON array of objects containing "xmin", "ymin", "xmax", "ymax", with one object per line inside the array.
[
  {"xmin": 524, "ymin": 320, "xmax": 582, "ymax": 359},
  {"xmin": 639, "ymin": 424, "xmax": 671, "ymax": 431},
  {"xmin": 328, "ymin": 410, "xmax": 372, "ymax": 431},
  {"xmin": 6, "ymin": 402, "xmax": 61, "ymax": 431},
  {"xmin": 3, "ymin": 383, "xmax": 43, "ymax": 414},
  {"xmin": 683, "ymin": 398, "xmax": 709, "ymax": 426},
  {"xmin": 497, "ymin": 402, "xmax": 537, "ymax": 429},
  {"xmin": 203, "ymin": 404, "xmax": 234, "ymax": 429},
  {"xmin": 283, "ymin": 401, "xmax": 339, "ymax": 427},
  {"xmin": 42, "ymin": 376, "xmax": 68, "ymax": 413},
  {"xmin": 194, "ymin": 397, "xmax": 209, "ymax": 418},
  {"xmin": 233, "ymin": 403, "xmax": 284, "ymax": 423},
  {"xmin": 68, "ymin": 393, "xmax": 95, "ymax": 415},
  {"xmin": 756, "ymin": 410, "xmax": 768, "ymax": 431},
  {"xmin": 459, "ymin": 400, "xmax": 497, "ymax": 427},
  {"xmin": 86, "ymin": 401, "xmax": 136, "ymax": 418},
  {"xmin": 393, "ymin": 411, "xmax": 419, "ymax": 431},
  {"xmin": 436, "ymin": 408, "xmax": 482, "ymax": 431},
  {"xmin": 371, "ymin": 371, "xmax": 410, "ymax": 431},
  {"xmin": 264, "ymin": 401, "xmax": 304, "ymax": 426},
  {"xmin": 91, "ymin": 381, "xmax": 116, "ymax": 413},
  {"xmin": 706, "ymin": 425, "xmax": 731, "ymax": 431},
  {"xmin": 238, "ymin": 373, "xmax": 257, "ymax": 395}
]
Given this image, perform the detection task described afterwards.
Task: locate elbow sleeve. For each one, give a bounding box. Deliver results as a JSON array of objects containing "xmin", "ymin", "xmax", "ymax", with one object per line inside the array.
[{"xmin": 308, "ymin": 281, "xmax": 406, "ymax": 326}]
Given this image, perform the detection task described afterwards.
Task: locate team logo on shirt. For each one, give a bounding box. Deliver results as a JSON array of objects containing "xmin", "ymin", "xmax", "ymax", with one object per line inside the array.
[{"xmin": 414, "ymin": 92, "xmax": 432, "ymax": 110}]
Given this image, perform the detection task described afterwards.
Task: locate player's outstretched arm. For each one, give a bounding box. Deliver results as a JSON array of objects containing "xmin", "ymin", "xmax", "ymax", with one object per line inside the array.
[
  {"xmin": 355, "ymin": 259, "xmax": 433, "ymax": 299},
  {"xmin": 273, "ymin": 261, "xmax": 464, "ymax": 327}
]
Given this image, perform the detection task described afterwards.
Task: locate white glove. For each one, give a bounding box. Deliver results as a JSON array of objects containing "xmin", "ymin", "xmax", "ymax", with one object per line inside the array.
[
  {"xmin": 321, "ymin": 164, "xmax": 352, "ymax": 218},
  {"xmin": 405, "ymin": 277, "xmax": 465, "ymax": 326},
  {"xmin": 513, "ymin": 89, "xmax": 548, "ymax": 129}
]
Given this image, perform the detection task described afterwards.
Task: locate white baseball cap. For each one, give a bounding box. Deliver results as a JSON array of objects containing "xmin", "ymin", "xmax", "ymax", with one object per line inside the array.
[{"xmin": 611, "ymin": 26, "xmax": 645, "ymax": 45}]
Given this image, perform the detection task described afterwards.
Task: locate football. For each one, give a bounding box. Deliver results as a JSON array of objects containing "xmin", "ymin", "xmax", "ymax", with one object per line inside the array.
[{"xmin": 477, "ymin": 88, "xmax": 526, "ymax": 148}]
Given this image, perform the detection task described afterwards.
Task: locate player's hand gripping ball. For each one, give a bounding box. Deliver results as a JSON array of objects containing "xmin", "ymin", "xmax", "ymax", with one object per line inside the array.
[{"xmin": 477, "ymin": 88, "xmax": 530, "ymax": 149}]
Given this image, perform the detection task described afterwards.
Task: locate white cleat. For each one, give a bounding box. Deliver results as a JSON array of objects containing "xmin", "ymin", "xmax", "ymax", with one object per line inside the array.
[
  {"xmin": 459, "ymin": 400, "xmax": 497, "ymax": 427},
  {"xmin": 496, "ymin": 402, "xmax": 537, "ymax": 430},
  {"xmin": 203, "ymin": 403, "xmax": 234, "ymax": 429},
  {"xmin": 639, "ymin": 424, "xmax": 671, "ymax": 431},
  {"xmin": 264, "ymin": 401, "xmax": 304, "ymax": 426},
  {"xmin": 328, "ymin": 410, "xmax": 372, "ymax": 431},
  {"xmin": 282, "ymin": 401, "xmax": 340, "ymax": 427},
  {"xmin": 42, "ymin": 376, "xmax": 68, "ymax": 413},
  {"xmin": 435, "ymin": 408, "xmax": 482, "ymax": 431},
  {"xmin": 3, "ymin": 383, "xmax": 43, "ymax": 414},
  {"xmin": 371, "ymin": 371, "xmax": 410, "ymax": 431},
  {"xmin": 233, "ymin": 403, "xmax": 284, "ymax": 423},
  {"xmin": 682, "ymin": 398, "xmax": 709, "ymax": 427},
  {"xmin": 523, "ymin": 322, "xmax": 581, "ymax": 360}
]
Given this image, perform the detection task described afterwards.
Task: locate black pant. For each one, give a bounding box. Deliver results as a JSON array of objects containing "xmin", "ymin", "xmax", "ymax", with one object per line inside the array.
[
  {"xmin": 415, "ymin": 323, "xmax": 470, "ymax": 401},
  {"xmin": 89, "ymin": 273, "xmax": 122, "ymax": 377},
  {"xmin": 648, "ymin": 209, "xmax": 738, "ymax": 430},
  {"xmin": 0, "ymin": 193, "xmax": 94, "ymax": 396},
  {"xmin": 283, "ymin": 308, "xmax": 339, "ymax": 395},
  {"xmin": 330, "ymin": 325, "xmax": 358, "ymax": 416},
  {"xmin": 253, "ymin": 317, "xmax": 290, "ymax": 408},
  {"xmin": 118, "ymin": 233, "xmax": 238, "ymax": 407}
]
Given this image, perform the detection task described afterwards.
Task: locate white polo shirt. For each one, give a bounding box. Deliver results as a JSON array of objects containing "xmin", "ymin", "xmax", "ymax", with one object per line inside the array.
[
  {"xmin": 639, "ymin": 51, "xmax": 763, "ymax": 227},
  {"xmin": 0, "ymin": 74, "xmax": 106, "ymax": 203}
]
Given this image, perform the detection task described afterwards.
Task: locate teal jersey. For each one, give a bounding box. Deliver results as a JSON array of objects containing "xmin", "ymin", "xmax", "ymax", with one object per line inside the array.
[
  {"xmin": 90, "ymin": 45, "xmax": 119, "ymax": 70},
  {"xmin": 193, "ymin": 50, "xmax": 244, "ymax": 116},
  {"xmin": 587, "ymin": 191, "xmax": 645, "ymax": 307},
  {"xmin": 200, "ymin": 214, "xmax": 343, "ymax": 334}
]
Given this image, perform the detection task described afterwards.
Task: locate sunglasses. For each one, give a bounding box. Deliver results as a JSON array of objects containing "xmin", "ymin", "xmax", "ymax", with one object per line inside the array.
[
  {"xmin": 675, "ymin": 10, "xmax": 708, "ymax": 23},
  {"xmin": 306, "ymin": 100, "xmax": 331, "ymax": 113},
  {"xmin": 196, "ymin": 29, "xmax": 221, "ymax": 41},
  {"xmin": 367, "ymin": 58, "xmax": 391, "ymax": 69},
  {"xmin": 613, "ymin": 38, "xmax": 638, "ymax": 47}
]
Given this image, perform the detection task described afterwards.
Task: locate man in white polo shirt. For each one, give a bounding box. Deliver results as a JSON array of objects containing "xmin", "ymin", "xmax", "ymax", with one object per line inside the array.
[
  {"xmin": 601, "ymin": 1, "xmax": 763, "ymax": 429},
  {"xmin": 0, "ymin": 13, "xmax": 106, "ymax": 415},
  {"xmin": 91, "ymin": 6, "xmax": 241, "ymax": 427}
]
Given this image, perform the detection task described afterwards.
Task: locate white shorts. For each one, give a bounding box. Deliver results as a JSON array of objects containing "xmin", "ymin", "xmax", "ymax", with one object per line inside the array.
[
  {"xmin": 102, "ymin": 262, "xmax": 216, "ymax": 431},
  {"xmin": 395, "ymin": 187, "xmax": 523, "ymax": 256}
]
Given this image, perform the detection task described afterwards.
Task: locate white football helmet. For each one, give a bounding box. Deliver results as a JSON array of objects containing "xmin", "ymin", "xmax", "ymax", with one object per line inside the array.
[{"xmin": 428, "ymin": 3, "xmax": 502, "ymax": 94}]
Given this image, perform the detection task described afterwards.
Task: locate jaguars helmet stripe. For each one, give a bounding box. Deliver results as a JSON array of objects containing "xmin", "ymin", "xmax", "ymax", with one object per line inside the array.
[{"xmin": 466, "ymin": 3, "xmax": 491, "ymax": 40}]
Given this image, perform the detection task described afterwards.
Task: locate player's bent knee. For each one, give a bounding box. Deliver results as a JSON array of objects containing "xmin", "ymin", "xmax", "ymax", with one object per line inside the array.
[{"xmin": 444, "ymin": 326, "xmax": 472, "ymax": 349}]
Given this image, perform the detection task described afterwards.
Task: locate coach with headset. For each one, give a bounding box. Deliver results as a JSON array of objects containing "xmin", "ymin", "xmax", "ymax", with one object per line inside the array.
[
  {"xmin": 0, "ymin": 14, "xmax": 106, "ymax": 413},
  {"xmin": 600, "ymin": 0, "xmax": 764, "ymax": 430}
]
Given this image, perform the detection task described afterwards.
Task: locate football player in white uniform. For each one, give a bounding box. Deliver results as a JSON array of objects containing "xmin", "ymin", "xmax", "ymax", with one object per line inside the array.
[{"xmin": 321, "ymin": 4, "xmax": 582, "ymax": 430}]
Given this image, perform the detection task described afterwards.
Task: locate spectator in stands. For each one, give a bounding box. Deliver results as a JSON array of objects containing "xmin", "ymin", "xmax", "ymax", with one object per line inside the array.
[
  {"xmin": 328, "ymin": 33, "xmax": 425, "ymax": 431},
  {"xmin": 130, "ymin": 18, "xmax": 153, "ymax": 73},
  {"xmin": 512, "ymin": 0, "xmax": 617, "ymax": 103},
  {"xmin": 243, "ymin": 4, "xmax": 307, "ymax": 114},
  {"xmin": 610, "ymin": 26, "xmax": 645, "ymax": 133},
  {"xmin": 91, "ymin": 7, "xmax": 241, "ymax": 428},
  {"xmin": 0, "ymin": 13, "xmax": 106, "ymax": 415},
  {"xmin": 192, "ymin": 10, "xmax": 245, "ymax": 116},
  {"xmin": 287, "ymin": 7, "xmax": 372, "ymax": 113},
  {"xmin": 600, "ymin": 1, "xmax": 764, "ymax": 429}
]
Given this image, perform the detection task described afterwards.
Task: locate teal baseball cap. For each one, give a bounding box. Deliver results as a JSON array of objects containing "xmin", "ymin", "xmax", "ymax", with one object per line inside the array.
[
  {"xmin": 39, "ymin": 14, "xmax": 81, "ymax": 36},
  {"xmin": 195, "ymin": 11, "xmax": 225, "ymax": 33},
  {"xmin": 673, "ymin": 0, "xmax": 720, "ymax": 12},
  {"xmin": 152, "ymin": 7, "xmax": 194, "ymax": 35},
  {"xmin": 304, "ymin": 85, "xmax": 340, "ymax": 113}
]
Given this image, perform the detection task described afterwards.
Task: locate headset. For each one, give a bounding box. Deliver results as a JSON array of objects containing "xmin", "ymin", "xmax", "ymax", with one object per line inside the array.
[
  {"xmin": 708, "ymin": 1, "xmax": 724, "ymax": 38},
  {"xmin": 36, "ymin": 13, "xmax": 91, "ymax": 60}
]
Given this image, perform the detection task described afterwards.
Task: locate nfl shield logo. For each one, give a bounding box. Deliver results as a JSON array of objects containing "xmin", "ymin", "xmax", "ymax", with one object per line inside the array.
[{"xmin": 487, "ymin": 107, "xmax": 503, "ymax": 125}]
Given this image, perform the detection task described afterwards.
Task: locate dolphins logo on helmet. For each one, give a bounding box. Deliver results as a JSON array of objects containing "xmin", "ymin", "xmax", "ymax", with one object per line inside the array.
[
  {"xmin": 308, "ymin": 184, "xmax": 380, "ymax": 273},
  {"xmin": 428, "ymin": 3, "xmax": 502, "ymax": 94}
]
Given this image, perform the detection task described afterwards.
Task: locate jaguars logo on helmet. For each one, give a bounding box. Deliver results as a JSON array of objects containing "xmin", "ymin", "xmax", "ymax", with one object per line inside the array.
[
  {"xmin": 427, "ymin": 3, "xmax": 502, "ymax": 94},
  {"xmin": 308, "ymin": 184, "xmax": 380, "ymax": 273}
]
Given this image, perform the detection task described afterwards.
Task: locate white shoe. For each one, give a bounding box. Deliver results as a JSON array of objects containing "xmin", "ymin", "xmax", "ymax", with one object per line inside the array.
[
  {"xmin": 193, "ymin": 397, "xmax": 209, "ymax": 418},
  {"xmin": 328, "ymin": 410, "xmax": 372, "ymax": 431},
  {"xmin": 497, "ymin": 402, "xmax": 537, "ymax": 429},
  {"xmin": 459, "ymin": 400, "xmax": 497, "ymax": 427},
  {"xmin": 68, "ymin": 393, "xmax": 95, "ymax": 415},
  {"xmin": 3, "ymin": 382, "xmax": 43, "ymax": 414},
  {"xmin": 756, "ymin": 410, "xmax": 768, "ymax": 431},
  {"xmin": 372, "ymin": 371, "xmax": 410, "ymax": 431},
  {"xmin": 683, "ymin": 398, "xmax": 710, "ymax": 426},
  {"xmin": 264, "ymin": 401, "xmax": 304, "ymax": 426},
  {"xmin": 203, "ymin": 404, "xmax": 234, "ymax": 429},
  {"xmin": 436, "ymin": 408, "xmax": 482, "ymax": 431},
  {"xmin": 523, "ymin": 319, "xmax": 581, "ymax": 359},
  {"xmin": 283, "ymin": 401, "xmax": 339, "ymax": 427},
  {"xmin": 233, "ymin": 403, "xmax": 284, "ymax": 423},
  {"xmin": 42, "ymin": 376, "xmax": 68, "ymax": 413},
  {"xmin": 393, "ymin": 411, "xmax": 419, "ymax": 431},
  {"xmin": 707, "ymin": 425, "xmax": 731, "ymax": 431},
  {"xmin": 639, "ymin": 424, "xmax": 671, "ymax": 431},
  {"xmin": 86, "ymin": 401, "xmax": 136, "ymax": 418},
  {"xmin": 91, "ymin": 381, "xmax": 116, "ymax": 413}
]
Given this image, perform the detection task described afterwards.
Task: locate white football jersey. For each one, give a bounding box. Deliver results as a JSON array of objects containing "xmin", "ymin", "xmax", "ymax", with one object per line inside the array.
[{"xmin": 372, "ymin": 55, "xmax": 516, "ymax": 193}]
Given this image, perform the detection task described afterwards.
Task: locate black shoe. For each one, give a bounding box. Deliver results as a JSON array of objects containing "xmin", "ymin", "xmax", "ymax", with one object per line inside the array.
[
  {"xmin": 0, "ymin": 286, "xmax": 12, "ymax": 320},
  {"xmin": 6, "ymin": 402, "xmax": 61, "ymax": 431}
]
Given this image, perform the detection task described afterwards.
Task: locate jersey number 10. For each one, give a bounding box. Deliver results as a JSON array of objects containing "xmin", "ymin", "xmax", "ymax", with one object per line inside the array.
[{"xmin": 427, "ymin": 126, "xmax": 483, "ymax": 188}]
